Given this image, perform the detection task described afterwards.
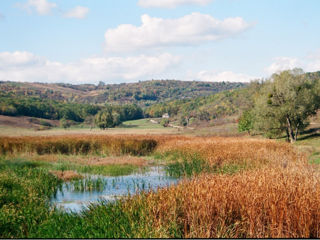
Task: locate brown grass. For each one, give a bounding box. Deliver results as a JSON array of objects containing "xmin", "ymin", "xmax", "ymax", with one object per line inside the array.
[
  {"xmin": 49, "ymin": 170, "xmax": 82, "ymax": 181},
  {"xmin": 127, "ymin": 163, "xmax": 320, "ymax": 238},
  {"xmin": 29, "ymin": 154, "xmax": 148, "ymax": 167},
  {"xmin": 156, "ymin": 137, "xmax": 304, "ymax": 168},
  {"xmin": 0, "ymin": 135, "xmax": 159, "ymax": 156},
  {"xmin": 0, "ymin": 134, "xmax": 304, "ymax": 168},
  {"xmin": 0, "ymin": 115, "xmax": 59, "ymax": 129}
]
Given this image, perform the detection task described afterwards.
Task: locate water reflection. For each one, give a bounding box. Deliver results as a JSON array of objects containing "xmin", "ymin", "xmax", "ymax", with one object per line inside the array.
[{"xmin": 52, "ymin": 166, "xmax": 178, "ymax": 212}]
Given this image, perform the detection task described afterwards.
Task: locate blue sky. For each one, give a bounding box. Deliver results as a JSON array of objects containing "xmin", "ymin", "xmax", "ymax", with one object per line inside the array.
[{"xmin": 0, "ymin": 0, "xmax": 319, "ymax": 84}]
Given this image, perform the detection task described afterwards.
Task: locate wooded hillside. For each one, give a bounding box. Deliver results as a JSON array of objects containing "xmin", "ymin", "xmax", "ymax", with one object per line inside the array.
[{"xmin": 0, "ymin": 80, "xmax": 246, "ymax": 106}]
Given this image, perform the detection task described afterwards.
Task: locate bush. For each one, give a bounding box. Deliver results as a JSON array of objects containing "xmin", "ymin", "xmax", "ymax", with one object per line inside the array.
[{"xmin": 160, "ymin": 119, "xmax": 169, "ymax": 127}]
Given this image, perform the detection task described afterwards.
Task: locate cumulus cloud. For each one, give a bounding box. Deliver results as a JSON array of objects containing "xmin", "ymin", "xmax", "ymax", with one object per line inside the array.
[
  {"xmin": 17, "ymin": 0, "xmax": 57, "ymax": 15},
  {"xmin": 0, "ymin": 51, "xmax": 181, "ymax": 84},
  {"xmin": 195, "ymin": 70, "xmax": 255, "ymax": 82},
  {"xmin": 0, "ymin": 52, "xmax": 47, "ymax": 70},
  {"xmin": 265, "ymin": 57, "xmax": 301, "ymax": 75},
  {"xmin": 138, "ymin": 0, "xmax": 212, "ymax": 8},
  {"xmin": 305, "ymin": 50, "xmax": 320, "ymax": 72},
  {"xmin": 104, "ymin": 13, "xmax": 251, "ymax": 52},
  {"xmin": 63, "ymin": 6, "xmax": 89, "ymax": 19},
  {"xmin": 265, "ymin": 51, "xmax": 320, "ymax": 75}
]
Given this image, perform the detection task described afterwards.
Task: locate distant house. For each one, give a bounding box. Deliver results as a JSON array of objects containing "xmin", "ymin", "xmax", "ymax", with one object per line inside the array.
[{"xmin": 162, "ymin": 113, "xmax": 170, "ymax": 119}]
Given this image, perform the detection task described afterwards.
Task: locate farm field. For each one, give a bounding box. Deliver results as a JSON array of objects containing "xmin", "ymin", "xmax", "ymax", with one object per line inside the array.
[
  {"xmin": 0, "ymin": 118, "xmax": 179, "ymax": 137},
  {"xmin": 1, "ymin": 132, "xmax": 320, "ymax": 238}
]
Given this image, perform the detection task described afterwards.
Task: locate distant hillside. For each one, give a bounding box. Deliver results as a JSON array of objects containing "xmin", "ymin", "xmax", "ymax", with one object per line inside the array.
[
  {"xmin": 147, "ymin": 71, "xmax": 320, "ymax": 127},
  {"xmin": 145, "ymin": 82, "xmax": 261, "ymax": 125},
  {"xmin": 0, "ymin": 80, "xmax": 246, "ymax": 106}
]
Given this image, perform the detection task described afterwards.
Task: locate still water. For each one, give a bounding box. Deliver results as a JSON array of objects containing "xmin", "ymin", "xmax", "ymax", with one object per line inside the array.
[{"xmin": 51, "ymin": 166, "xmax": 178, "ymax": 213}]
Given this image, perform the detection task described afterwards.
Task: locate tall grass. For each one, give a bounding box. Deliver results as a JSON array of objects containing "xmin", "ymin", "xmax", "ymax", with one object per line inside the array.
[
  {"xmin": 0, "ymin": 135, "xmax": 157, "ymax": 156},
  {"xmin": 0, "ymin": 158, "xmax": 62, "ymax": 238},
  {"xmin": 1, "ymin": 135, "xmax": 319, "ymax": 238},
  {"xmin": 129, "ymin": 164, "xmax": 320, "ymax": 238},
  {"xmin": 156, "ymin": 137, "xmax": 303, "ymax": 169}
]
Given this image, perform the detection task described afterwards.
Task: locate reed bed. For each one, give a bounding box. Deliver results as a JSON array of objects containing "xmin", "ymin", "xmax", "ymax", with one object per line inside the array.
[
  {"xmin": 125, "ymin": 163, "xmax": 320, "ymax": 238},
  {"xmin": 0, "ymin": 135, "xmax": 159, "ymax": 156},
  {"xmin": 0, "ymin": 135, "xmax": 301, "ymax": 166},
  {"xmin": 156, "ymin": 137, "xmax": 304, "ymax": 169}
]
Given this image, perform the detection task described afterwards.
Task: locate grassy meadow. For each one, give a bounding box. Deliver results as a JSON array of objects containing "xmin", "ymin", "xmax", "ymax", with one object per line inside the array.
[{"xmin": 1, "ymin": 129, "xmax": 320, "ymax": 238}]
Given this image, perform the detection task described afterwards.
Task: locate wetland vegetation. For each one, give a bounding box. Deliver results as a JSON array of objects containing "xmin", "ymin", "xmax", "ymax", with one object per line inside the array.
[{"xmin": 1, "ymin": 134, "xmax": 320, "ymax": 238}]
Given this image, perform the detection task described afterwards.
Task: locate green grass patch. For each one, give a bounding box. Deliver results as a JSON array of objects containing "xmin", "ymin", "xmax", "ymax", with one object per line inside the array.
[
  {"xmin": 119, "ymin": 119, "xmax": 165, "ymax": 129},
  {"xmin": 51, "ymin": 161, "xmax": 142, "ymax": 177},
  {"xmin": 164, "ymin": 152, "xmax": 245, "ymax": 178},
  {"xmin": 0, "ymin": 158, "xmax": 62, "ymax": 238},
  {"xmin": 308, "ymin": 151, "xmax": 320, "ymax": 164},
  {"xmin": 2, "ymin": 156, "xmax": 144, "ymax": 177},
  {"xmin": 0, "ymin": 157, "xmax": 159, "ymax": 238}
]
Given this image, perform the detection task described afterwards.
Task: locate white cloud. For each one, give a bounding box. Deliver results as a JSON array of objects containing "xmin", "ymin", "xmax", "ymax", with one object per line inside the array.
[
  {"xmin": 195, "ymin": 70, "xmax": 255, "ymax": 82},
  {"xmin": 265, "ymin": 57, "xmax": 301, "ymax": 75},
  {"xmin": 138, "ymin": 0, "xmax": 212, "ymax": 8},
  {"xmin": 0, "ymin": 51, "xmax": 181, "ymax": 84},
  {"xmin": 17, "ymin": 0, "xmax": 57, "ymax": 15},
  {"xmin": 305, "ymin": 50, "xmax": 320, "ymax": 72},
  {"xmin": 0, "ymin": 51, "xmax": 45, "ymax": 69},
  {"xmin": 104, "ymin": 13, "xmax": 251, "ymax": 52},
  {"xmin": 265, "ymin": 51, "xmax": 320, "ymax": 75},
  {"xmin": 64, "ymin": 6, "xmax": 89, "ymax": 19}
]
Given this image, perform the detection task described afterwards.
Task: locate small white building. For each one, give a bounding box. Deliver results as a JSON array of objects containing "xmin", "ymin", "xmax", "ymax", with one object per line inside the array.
[{"xmin": 162, "ymin": 113, "xmax": 170, "ymax": 119}]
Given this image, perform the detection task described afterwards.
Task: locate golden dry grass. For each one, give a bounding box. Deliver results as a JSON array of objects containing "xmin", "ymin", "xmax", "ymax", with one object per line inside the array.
[
  {"xmin": 0, "ymin": 134, "xmax": 304, "ymax": 168},
  {"xmin": 49, "ymin": 170, "xmax": 82, "ymax": 181},
  {"xmin": 0, "ymin": 134, "xmax": 160, "ymax": 156},
  {"xmin": 156, "ymin": 136, "xmax": 304, "ymax": 168},
  {"xmin": 126, "ymin": 163, "xmax": 320, "ymax": 238},
  {"xmin": 29, "ymin": 154, "xmax": 148, "ymax": 167}
]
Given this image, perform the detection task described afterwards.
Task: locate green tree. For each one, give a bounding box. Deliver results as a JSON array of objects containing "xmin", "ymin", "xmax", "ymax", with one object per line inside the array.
[
  {"xmin": 95, "ymin": 108, "xmax": 123, "ymax": 129},
  {"xmin": 60, "ymin": 118, "xmax": 70, "ymax": 129},
  {"xmin": 253, "ymin": 69, "xmax": 320, "ymax": 143},
  {"xmin": 112, "ymin": 112, "xmax": 121, "ymax": 126},
  {"xmin": 95, "ymin": 109, "xmax": 114, "ymax": 129},
  {"xmin": 238, "ymin": 110, "xmax": 254, "ymax": 134},
  {"xmin": 160, "ymin": 119, "xmax": 170, "ymax": 127}
]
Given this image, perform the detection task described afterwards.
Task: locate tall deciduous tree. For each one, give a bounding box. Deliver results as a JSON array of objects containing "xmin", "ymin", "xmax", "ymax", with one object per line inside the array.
[
  {"xmin": 95, "ymin": 108, "xmax": 116, "ymax": 129},
  {"xmin": 253, "ymin": 69, "xmax": 320, "ymax": 143},
  {"xmin": 238, "ymin": 110, "xmax": 254, "ymax": 134}
]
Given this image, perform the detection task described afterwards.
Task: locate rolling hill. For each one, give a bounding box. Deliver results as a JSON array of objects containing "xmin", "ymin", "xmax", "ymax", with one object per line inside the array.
[{"xmin": 0, "ymin": 80, "xmax": 246, "ymax": 106}]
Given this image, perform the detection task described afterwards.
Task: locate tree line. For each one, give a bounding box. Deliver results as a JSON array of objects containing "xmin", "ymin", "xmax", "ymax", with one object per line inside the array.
[
  {"xmin": 95, "ymin": 104, "xmax": 143, "ymax": 129},
  {"xmin": 0, "ymin": 94, "xmax": 143, "ymax": 128}
]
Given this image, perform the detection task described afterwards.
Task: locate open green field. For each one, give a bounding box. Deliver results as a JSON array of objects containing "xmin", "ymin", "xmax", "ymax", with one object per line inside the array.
[
  {"xmin": 0, "ymin": 119, "xmax": 179, "ymax": 137},
  {"xmin": 120, "ymin": 119, "xmax": 165, "ymax": 129},
  {"xmin": 0, "ymin": 117, "xmax": 243, "ymax": 137}
]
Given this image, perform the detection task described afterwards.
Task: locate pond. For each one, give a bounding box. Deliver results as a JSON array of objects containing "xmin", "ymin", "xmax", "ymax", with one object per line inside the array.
[{"xmin": 51, "ymin": 166, "xmax": 178, "ymax": 213}]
